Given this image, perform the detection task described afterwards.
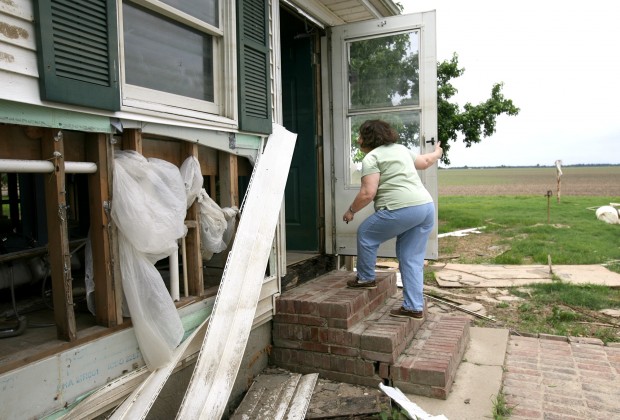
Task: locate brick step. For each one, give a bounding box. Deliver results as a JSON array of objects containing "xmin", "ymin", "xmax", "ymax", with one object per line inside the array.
[
  {"xmin": 271, "ymin": 270, "xmax": 471, "ymax": 399},
  {"xmin": 390, "ymin": 314, "xmax": 470, "ymax": 399},
  {"xmin": 274, "ymin": 270, "xmax": 398, "ymax": 330}
]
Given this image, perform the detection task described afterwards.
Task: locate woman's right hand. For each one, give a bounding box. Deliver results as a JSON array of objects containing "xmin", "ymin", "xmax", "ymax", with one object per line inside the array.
[{"xmin": 434, "ymin": 141, "xmax": 443, "ymax": 158}]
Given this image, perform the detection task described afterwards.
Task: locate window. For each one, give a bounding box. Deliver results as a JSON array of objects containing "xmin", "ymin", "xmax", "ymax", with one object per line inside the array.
[
  {"xmin": 35, "ymin": 0, "xmax": 271, "ymax": 133},
  {"xmin": 347, "ymin": 30, "xmax": 421, "ymax": 184},
  {"xmin": 121, "ymin": 0, "xmax": 226, "ymax": 117}
]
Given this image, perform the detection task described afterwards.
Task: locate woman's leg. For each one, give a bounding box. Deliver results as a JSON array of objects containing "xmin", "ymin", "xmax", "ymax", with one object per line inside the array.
[
  {"xmin": 395, "ymin": 202, "xmax": 435, "ymax": 311},
  {"xmin": 356, "ymin": 209, "xmax": 401, "ymax": 281}
]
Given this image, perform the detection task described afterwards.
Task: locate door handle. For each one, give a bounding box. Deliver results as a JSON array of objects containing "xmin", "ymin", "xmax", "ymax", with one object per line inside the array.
[{"xmin": 425, "ymin": 137, "xmax": 435, "ymax": 146}]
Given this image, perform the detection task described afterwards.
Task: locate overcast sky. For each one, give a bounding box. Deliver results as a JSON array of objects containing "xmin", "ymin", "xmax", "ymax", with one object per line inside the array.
[{"xmin": 401, "ymin": 0, "xmax": 620, "ymax": 167}]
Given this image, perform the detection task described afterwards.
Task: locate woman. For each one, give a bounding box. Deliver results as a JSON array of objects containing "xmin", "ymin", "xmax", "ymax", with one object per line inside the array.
[{"xmin": 342, "ymin": 119, "xmax": 443, "ymax": 319}]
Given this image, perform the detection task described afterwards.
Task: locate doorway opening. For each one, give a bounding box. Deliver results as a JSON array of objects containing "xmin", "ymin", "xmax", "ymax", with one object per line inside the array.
[{"xmin": 280, "ymin": 6, "xmax": 324, "ymax": 259}]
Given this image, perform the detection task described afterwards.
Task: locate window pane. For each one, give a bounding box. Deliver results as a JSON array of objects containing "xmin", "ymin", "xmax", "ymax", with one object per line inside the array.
[
  {"xmin": 348, "ymin": 112, "xmax": 420, "ymax": 184},
  {"xmin": 123, "ymin": 3, "xmax": 214, "ymax": 102},
  {"xmin": 348, "ymin": 31, "xmax": 419, "ymax": 110},
  {"xmin": 159, "ymin": 0, "xmax": 219, "ymax": 27}
]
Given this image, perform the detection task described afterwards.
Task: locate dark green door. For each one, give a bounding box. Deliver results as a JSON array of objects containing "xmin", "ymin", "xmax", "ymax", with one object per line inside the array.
[{"xmin": 281, "ymin": 9, "xmax": 319, "ymax": 251}]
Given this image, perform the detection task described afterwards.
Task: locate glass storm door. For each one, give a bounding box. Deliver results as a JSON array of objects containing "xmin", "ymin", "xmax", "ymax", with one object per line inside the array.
[{"xmin": 327, "ymin": 11, "xmax": 438, "ymax": 259}]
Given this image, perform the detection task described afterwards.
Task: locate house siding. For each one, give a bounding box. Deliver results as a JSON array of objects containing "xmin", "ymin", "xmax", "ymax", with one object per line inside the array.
[
  {"xmin": 0, "ymin": 1, "xmax": 279, "ymax": 417},
  {"xmin": 0, "ymin": 1, "xmax": 42, "ymax": 104}
]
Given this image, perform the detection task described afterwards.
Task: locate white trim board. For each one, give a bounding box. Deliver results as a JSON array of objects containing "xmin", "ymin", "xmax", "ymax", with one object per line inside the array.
[{"xmin": 177, "ymin": 124, "xmax": 297, "ymax": 419}]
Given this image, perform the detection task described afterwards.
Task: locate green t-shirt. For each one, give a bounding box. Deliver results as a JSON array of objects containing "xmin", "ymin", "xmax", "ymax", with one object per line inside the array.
[{"xmin": 361, "ymin": 143, "xmax": 433, "ymax": 210}]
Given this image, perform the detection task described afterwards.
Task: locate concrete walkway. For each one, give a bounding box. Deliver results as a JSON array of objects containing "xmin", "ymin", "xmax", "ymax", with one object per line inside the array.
[
  {"xmin": 403, "ymin": 328, "xmax": 620, "ymax": 419},
  {"xmin": 406, "ymin": 327, "xmax": 508, "ymax": 419},
  {"xmin": 435, "ymin": 263, "xmax": 620, "ymax": 288}
]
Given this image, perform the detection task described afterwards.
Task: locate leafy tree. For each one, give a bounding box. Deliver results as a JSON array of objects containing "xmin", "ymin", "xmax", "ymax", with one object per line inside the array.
[{"xmin": 438, "ymin": 53, "xmax": 520, "ymax": 165}]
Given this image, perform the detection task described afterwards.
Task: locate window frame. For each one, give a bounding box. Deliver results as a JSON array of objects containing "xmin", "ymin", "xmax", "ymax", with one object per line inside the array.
[{"xmin": 119, "ymin": 0, "xmax": 235, "ymax": 120}]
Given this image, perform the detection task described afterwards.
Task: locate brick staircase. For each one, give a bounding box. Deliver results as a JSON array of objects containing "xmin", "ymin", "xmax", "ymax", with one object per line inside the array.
[{"xmin": 270, "ymin": 270, "xmax": 471, "ymax": 399}]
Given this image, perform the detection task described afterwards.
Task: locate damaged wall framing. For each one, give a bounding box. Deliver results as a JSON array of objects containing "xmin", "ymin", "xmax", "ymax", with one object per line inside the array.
[{"xmin": 0, "ymin": 120, "xmax": 267, "ymax": 417}]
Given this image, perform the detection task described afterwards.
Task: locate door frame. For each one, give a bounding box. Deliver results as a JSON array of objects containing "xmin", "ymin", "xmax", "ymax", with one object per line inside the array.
[{"xmin": 323, "ymin": 11, "xmax": 438, "ymax": 259}]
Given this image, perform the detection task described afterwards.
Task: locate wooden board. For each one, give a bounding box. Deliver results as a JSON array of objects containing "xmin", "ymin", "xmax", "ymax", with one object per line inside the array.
[
  {"xmin": 176, "ymin": 124, "xmax": 297, "ymax": 419},
  {"xmin": 228, "ymin": 370, "xmax": 317, "ymax": 419}
]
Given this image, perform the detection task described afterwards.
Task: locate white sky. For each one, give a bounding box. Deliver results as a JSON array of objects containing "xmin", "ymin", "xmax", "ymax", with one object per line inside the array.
[{"xmin": 401, "ymin": 0, "xmax": 620, "ymax": 167}]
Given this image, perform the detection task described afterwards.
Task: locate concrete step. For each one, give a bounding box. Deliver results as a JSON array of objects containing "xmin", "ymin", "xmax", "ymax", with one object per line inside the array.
[{"xmin": 271, "ymin": 270, "xmax": 471, "ymax": 399}]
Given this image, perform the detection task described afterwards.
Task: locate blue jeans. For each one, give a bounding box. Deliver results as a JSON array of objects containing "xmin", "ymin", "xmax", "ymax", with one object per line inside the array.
[{"xmin": 356, "ymin": 202, "xmax": 435, "ymax": 311}]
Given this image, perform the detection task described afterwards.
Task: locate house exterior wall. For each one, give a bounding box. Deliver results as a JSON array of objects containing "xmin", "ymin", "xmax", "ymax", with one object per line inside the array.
[
  {"xmin": 0, "ymin": 1, "xmax": 48, "ymax": 105},
  {"xmin": 0, "ymin": 0, "xmax": 402, "ymax": 417},
  {"xmin": 0, "ymin": 0, "xmax": 279, "ymax": 417}
]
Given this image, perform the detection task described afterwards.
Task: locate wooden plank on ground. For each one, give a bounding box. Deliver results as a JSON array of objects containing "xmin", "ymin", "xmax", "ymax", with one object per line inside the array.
[
  {"xmin": 230, "ymin": 370, "xmax": 318, "ymax": 420},
  {"xmin": 230, "ymin": 370, "xmax": 301, "ymax": 420},
  {"xmin": 285, "ymin": 373, "xmax": 319, "ymax": 420},
  {"xmin": 176, "ymin": 124, "xmax": 297, "ymax": 419}
]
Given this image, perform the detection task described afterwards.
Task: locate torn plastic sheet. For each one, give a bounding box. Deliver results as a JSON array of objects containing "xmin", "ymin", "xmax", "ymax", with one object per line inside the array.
[
  {"xmin": 197, "ymin": 189, "xmax": 238, "ymax": 260},
  {"xmin": 111, "ymin": 150, "xmax": 186, "ymax": 370},
  {"xmin": 180, "ymin": 156, "xmax": 202, "ymax": 209}
]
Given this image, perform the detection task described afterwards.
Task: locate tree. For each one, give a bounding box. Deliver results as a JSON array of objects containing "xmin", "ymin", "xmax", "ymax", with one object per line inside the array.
[{"xmin": 438, "ymin": 53, "xmax": 520, "ymax": 165}]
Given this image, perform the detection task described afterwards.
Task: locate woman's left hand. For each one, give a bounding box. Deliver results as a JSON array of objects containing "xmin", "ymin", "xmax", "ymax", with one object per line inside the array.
[{"xmin": 343, "ymin": 209, "xmax": 354, "ymax": 224}]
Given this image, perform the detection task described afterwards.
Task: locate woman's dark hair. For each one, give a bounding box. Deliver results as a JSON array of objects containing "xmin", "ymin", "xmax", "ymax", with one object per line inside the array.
[{"xmin": 359, "ymin": 120, "xmax": 398, "ymax": 149}]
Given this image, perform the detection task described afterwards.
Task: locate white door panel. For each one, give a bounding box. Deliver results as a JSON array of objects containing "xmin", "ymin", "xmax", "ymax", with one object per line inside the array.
[{"xmin": 329, "ymin": 11, "xmax": 438, "ymax": 259}]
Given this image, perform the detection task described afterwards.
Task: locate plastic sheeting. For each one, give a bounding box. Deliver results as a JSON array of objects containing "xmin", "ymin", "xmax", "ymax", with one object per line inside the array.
[
  {"xmin": 112, "ymin": 151, "xmax": 187, "ymax": 260},
  {"xmin": 180, "ymin": 156, "xmax": 202, "ymax": 209},
  {"xmin": 107, "ymin": 151, "xmax": 239, "ymax": 369},
  {"xmin": 111, "ymin": 150, "xmax": 186, "ymax": 369},
  {"xmin": 197, "ymin": 189, "xmax": 238, "ymax": 260},
  {"xmin": 596, "ymin": 205, "xmax": 620, "ymax": 224}
]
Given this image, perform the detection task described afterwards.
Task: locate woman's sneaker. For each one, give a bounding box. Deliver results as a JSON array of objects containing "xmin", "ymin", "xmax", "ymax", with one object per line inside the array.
[
  {"xmin": 389, "ymin": 307, "xmax": 424, "ymax": 319},
  {"xmin": 346, "ymin": 278, "xmax": 377, "ymax": 289}
]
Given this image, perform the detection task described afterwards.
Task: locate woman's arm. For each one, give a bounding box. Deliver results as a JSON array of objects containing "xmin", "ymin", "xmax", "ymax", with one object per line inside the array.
[
  {"xmin": 342, "ymin": 172, "xmax": 379, "ymax": 223},
  {"xmin": 414, "ymin": 141, "xmax": 443, "ymax": 170}
]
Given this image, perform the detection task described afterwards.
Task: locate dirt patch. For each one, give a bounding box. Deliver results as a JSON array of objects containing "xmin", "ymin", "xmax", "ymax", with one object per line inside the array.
[
  {"xmin": 437, "ymin": 231, "xmax": 506, "ymax": 262},
  {"xmin": 306, "ymin": 377, "xmax": 390, "ymax": 419}
]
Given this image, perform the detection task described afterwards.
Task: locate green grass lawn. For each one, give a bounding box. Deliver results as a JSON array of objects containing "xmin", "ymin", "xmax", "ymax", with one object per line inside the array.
[
  {"xmin": 437, "ymin": 195, "xmax": 620, "ymax": 342},
  {"xmin": 438, "ymin": 195, "xmax": 620, "ymax": 272}
]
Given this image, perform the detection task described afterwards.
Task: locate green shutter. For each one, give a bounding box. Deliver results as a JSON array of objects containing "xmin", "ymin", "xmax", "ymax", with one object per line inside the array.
[
  {"xmin": 34, "ymin": 0, "xmax": 120, "ymax": 111},
  {"xmin": 237, "ymin": 0, "xmax": 272, "ymax": 134}
]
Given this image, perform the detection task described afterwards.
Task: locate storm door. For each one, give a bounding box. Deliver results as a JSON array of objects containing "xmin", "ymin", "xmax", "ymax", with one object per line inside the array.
[{"xmin": 327, "ymin": 11, "xmax": 438, "ymax": 259}]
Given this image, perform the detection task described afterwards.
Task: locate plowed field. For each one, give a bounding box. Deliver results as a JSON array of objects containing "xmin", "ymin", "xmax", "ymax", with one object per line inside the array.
[{"xmin": 438, "ymin": 166, "xmax": 620, "ymax": 196}]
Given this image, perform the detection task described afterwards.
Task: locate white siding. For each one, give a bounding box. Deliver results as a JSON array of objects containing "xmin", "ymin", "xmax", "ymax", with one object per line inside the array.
[{"xmin": 0, "ymin": 1, "xmax": 40, "ymax": 104}]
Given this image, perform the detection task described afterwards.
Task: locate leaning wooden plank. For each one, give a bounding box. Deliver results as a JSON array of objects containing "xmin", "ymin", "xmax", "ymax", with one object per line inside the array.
[
  {"xmin": 108, "ymin": 317, "xmax": 210, "ymax": 420},
  {"xmin": 284, "ymin": 373, "xmax": 319, "ymax": 420},
  {"xmin": 177, "ymin": 124, "xmax": 297, "ymax": 419},
  {"xmin": 55, "ymin": 367, "xmax": 150, "ymax": 420}
]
